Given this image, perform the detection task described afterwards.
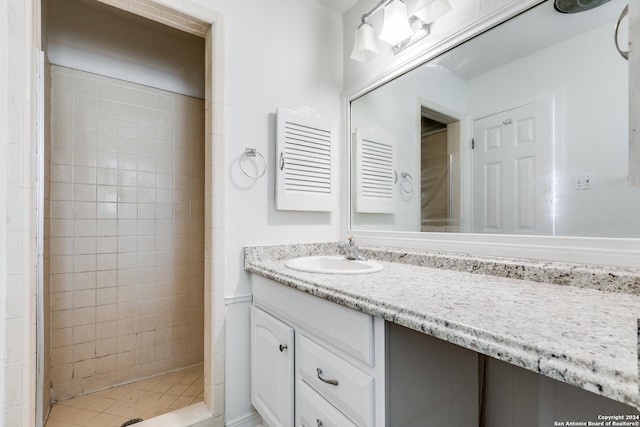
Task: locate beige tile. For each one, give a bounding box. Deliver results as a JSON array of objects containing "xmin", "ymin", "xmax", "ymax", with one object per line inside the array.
[
  {"xmin": 165, "ymin": 382, "xmax": 189, "ymax": 396},
  {"xmin": 50, "ymin": 70, "xmax": 206, "ymax": 402},
  {"xmin": 103, "ymin": 399, "xmax": 133, "ymax": 415},
  {"xmin": 44, "ymin": 419, "xmax": 83, "ymax": 427},
  {"xmin": 181, "ymin": 384, "xmax": 201, "ymax": 398},
  {"xmin": 169, "ymin": 395, "xmax": 196, "ymax": 409},
  {"xmin": 138, "ymin": 391, "xmax": 164, "ymax": 406},
  {"xmin": 155, "ymin": 393, "xmax": 179, "ymax": 409},
  {"xmin": 87, "ymin": 396, "xmax": 117, "ymax": 412},
  {"xmin": 120, "ymin": 388, "xmax": 145, "ymax": 404},
  {"xmin": 60, "ymin": 394, "xmax": 98, "ymax": 409},
  {"xmin": 150, "ymin": 380, "xmax": 173, "ymax": 394},
  {"xmin": 85, "ymin": 412, "xmax": 128, "ymax": 427},
  {"xmin": 132, "ymin": 378, "xmax": 160, "ymax": 392}
]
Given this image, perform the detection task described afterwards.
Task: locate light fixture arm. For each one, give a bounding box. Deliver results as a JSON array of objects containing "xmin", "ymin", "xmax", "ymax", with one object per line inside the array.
[{"xmin": 358, "ymin": 0, "xmax": 395, "ymax": 26}]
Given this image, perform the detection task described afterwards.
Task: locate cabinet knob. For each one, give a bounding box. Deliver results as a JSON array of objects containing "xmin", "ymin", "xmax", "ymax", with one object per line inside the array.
[
  {"xmin": 279, "ymin": 344, "xmax": 287, "ymax": 352},
  {"xmin": 316, "ymin": 368, "xmax": 339, "ymax": 386},
  {"xmin": 317, "ymin": 420, "xmax": 323, "ymax": 427}
]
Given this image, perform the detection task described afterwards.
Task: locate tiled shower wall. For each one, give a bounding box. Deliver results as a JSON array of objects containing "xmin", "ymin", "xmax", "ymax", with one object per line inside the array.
[{"xmin": 48, "ymin": 65, "xmax": 204, "ymax": 400}]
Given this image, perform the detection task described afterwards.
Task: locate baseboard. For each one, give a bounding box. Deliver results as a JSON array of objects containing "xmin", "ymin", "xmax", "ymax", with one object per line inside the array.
[{"xmin": 225, "ymin": 411, "xmax": 262, "ymax": 427}]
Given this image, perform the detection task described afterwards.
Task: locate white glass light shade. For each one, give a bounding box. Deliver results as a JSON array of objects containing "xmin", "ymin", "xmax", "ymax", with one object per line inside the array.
[
  {"xmin": 378, "ymin": 0, "xmax": 413, "ymax": 46},
  {"xmin": 350, "ymin": 23, "xmax": 380, "ymax": 63},
  {"xmin": 414, "ymin": 0, "xmax": 452, "ymax": 24}
]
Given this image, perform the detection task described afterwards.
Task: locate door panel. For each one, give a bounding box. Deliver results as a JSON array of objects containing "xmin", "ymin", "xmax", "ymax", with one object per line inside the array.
[
  {"xmin": 473, "ymin": 97, "xmax": 554, "ymax": 234},
  {"xmin": 251, "ymin": 306, "xmax": 294, "ymax": 427}
]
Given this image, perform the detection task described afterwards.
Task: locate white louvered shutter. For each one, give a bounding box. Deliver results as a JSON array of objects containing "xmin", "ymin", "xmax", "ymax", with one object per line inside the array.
[
  {"xmin": 276, "ymin": 107, "xmax": 336, "ymax": 211},
  {"xmin": 354, "ymin": 127, "xmax": 397, "ymax": 213}
]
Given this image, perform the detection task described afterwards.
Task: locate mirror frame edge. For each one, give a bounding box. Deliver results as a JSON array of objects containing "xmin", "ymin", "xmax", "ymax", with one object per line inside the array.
[{"xmin": 342, "ymin": 0, "xmax": 640, "ymax": 269}]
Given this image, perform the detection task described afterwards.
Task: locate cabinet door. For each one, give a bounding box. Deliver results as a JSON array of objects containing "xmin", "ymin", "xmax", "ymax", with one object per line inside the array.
[{"xmin": 251, "ymin": 306, "xmax": 294, "ymax": 427}]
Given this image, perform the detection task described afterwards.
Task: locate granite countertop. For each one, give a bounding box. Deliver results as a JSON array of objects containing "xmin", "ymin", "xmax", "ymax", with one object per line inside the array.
[{"xmin": 244, "ymin": 243, "xmax": 640, "ymax": 409}]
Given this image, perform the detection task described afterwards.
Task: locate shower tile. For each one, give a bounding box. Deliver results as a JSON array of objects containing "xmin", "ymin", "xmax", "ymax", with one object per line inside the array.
[
  {"xmin": 117, "ymin": 219, "xmax": 138, "ymax": 236},
  {"xmin": 96, "ymin": 254, "xmax": 117, "ymax": 272},
  {"xmin": 97, "ymin": 237, "xmax": 117, "ymax": 253},
  {"xmin": 73, "ymin": 202, "xmax": 97, "ymax": 221},
  {"xmin": 97, "ymin": 185, "xmax": 117, "ymax": 203},
  {"xmin": 50, "ymin": 255, "xmax": 73, "ymax": 275},
  {"xmin": 96, "ymin": 270, "xmax": 117, "ymax": 288},
  {"xmin": 96, "ymin": 321, "xmax": 117, "ymax": 339},
  {"xmin": 49, "ymin": 67, "xmax": 205, "ymax": 403},
  {"xmin": 51, "ymin": 310, "xmax": 73, "ymax": 331},
  {"xmin": 74, "ymin": 237, "xmax": 97, "ymax": 255},
  {"xmin": 96, "ymin": 288, "xmax": 117, "ymax": 306},
  {"xmin": 96, "ymin": 220, "xmax": 118, "ymax": 236},
  {"xmin": 74, "ymin": 220, "xmax": 97, "ymax": 237},
  {"xmin": 73, "ymin": 289, "xmax": 96, "ymax": 308},
  {"xmin": 73, "ymin": 307, "xmax": 96, "ymax": 326},
  {"xmin": 51, "ymin": 346, "xmax": 73, "ymax": 367},
  {"xmin": 52, "ymin": 291, "xmax": 73, "ymax": 311},
  {"xmin": 74, "ymin": 147, "xmax": 97, "ymax": 167},
  {"xmin": 74, "ymin": 254, "xmax": 97, "ymax": 273},
  {"xmin": 74, "ymin": 184, "xmax": 97, "ymax": 202},
  {"xmin": 96, "ymin": 304, "xmax": 117, "ymax": 323},
  {"xmin": 96, "ymin": 171, "xmax": 117, "ymax": 190},
  {"xmin": 74, "ymin": 342, "xmax": 96, "ymax": 362},
  {"xmin": 74, "ymin": 77, "xmax": 98, "ymax": 97},
  {"xmin": 96, "ymin": 338, "xmax": 117, "ymax": 358},
  {"xmin": 74, "ymin": 113, "xmax": 98, "ymax": 133},
  {"xmin": 74, "ymin": 324, "xmax": 96, "ymax": 344},
  {"xmin": 51, "ymin": 164, "xmax": 73, "ymax": 184},
  {"xmin": 73, "ymin": 272, "xmax": 97, "ymax": 290}
]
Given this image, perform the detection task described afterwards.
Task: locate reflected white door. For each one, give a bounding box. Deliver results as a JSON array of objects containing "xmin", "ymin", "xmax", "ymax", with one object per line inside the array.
[{"xmin": 472, "ymin": 98, "xmax": 554, "ymax": 234}]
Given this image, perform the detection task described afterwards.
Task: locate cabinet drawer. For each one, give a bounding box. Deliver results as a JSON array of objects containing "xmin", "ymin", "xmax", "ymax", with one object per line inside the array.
[
  {"xmin": 298, "ymin": 380, "xmax": 357, "ymax": 427},
  {"xmin": 298, "ymin": 334, "xmax": 373, "ymax": 427},
  {"xmin": 253, "ymin": 275, "xmax": 373, "ymax": 365}
]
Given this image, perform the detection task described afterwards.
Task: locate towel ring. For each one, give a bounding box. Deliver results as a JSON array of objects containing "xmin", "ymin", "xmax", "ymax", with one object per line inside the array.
[
  {"xmin": 240, "ymin": 148, "xmax": 267, "ymax": 179},
  {"xmin": 615, "ymin": 4, "xmax": 629, "ymax": 60},
  {"xmin": 400, "ymin": 172, "xmax": 414, "ymax": 194}
]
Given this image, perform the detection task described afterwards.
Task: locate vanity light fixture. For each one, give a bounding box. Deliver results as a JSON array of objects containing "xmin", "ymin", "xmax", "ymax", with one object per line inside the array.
[
  {"xmin": 350, "ymin": 0, "xmax": 453, "ymax": 64},
  {"xmin": 350, "ymin": 22, "xmax": 380, "ymax": 63},
  {"xmin": 378, "ymin": 0, "xmax": 413, "ymax": 45}
]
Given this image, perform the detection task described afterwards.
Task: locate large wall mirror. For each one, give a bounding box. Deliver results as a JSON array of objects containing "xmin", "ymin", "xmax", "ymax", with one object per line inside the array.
[{"xmin": 350, "ymin": 0, "xmax": 635, "ymax": 238}]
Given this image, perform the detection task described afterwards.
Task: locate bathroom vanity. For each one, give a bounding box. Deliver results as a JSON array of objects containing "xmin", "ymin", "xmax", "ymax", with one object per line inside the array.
[{"xmin": 245, "ymin": 243, "xmax": 640, "ymax": 426}]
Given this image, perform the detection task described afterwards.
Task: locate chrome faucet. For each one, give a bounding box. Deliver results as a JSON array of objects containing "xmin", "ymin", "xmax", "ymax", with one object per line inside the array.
[{"xmin": 338, "ymin": 236, "xmax": 367, "ymax": 261}]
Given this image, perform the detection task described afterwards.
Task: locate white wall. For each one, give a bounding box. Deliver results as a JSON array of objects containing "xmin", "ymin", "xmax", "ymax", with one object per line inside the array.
[{"xmin": 193, "ymin": 0, "xmax": 344, "ymax": 424}]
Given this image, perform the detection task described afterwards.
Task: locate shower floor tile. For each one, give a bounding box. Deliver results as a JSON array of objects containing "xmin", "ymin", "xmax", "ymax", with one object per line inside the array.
[{"xmin": 45, "ymin": 365, "xmax": 204, "ymax": 427}]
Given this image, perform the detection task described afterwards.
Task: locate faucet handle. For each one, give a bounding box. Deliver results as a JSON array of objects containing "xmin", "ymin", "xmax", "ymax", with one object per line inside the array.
[{"xmin": 346, "ymin": 235, "xmax": 355, "ymax": 245}]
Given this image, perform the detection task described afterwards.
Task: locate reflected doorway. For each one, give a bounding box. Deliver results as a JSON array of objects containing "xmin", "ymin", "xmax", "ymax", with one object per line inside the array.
[{"xmin": 420, "ymin": 107, "xmax": 461, "ymax": 232}]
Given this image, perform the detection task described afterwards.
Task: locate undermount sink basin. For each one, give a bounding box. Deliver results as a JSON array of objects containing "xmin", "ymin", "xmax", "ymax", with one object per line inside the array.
[{"xmin": 285, "ymin": 255, "xmax": 384, "ymax": 275}]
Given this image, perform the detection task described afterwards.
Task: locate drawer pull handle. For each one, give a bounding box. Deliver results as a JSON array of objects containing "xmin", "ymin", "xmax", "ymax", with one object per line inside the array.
[
  {"xmin": 316, "ymin": 368, "xmax": 338, "ymax": 386},
  {"xmin": 279, "ymin": 344, "xmax": 287, "ymax": 352}
]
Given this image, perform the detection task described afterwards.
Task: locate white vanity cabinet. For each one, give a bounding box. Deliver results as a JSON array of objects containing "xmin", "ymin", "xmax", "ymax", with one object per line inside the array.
[
  {"xmin": 251, "ymin": 275, "xmax": 386, "ymax": 427},
  {"xmin": 250, "ymin": 305, "xmax": 294, "ymax": 427},
  {"xmin": 250, "ymin": 274, "xmax": 480, "ymax": 426}
]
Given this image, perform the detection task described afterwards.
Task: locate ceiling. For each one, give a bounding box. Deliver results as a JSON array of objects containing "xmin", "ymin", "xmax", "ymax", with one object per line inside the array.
[{"xmin": 317, "ymin": 0, "xmax": 359, "ymax": 13}]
